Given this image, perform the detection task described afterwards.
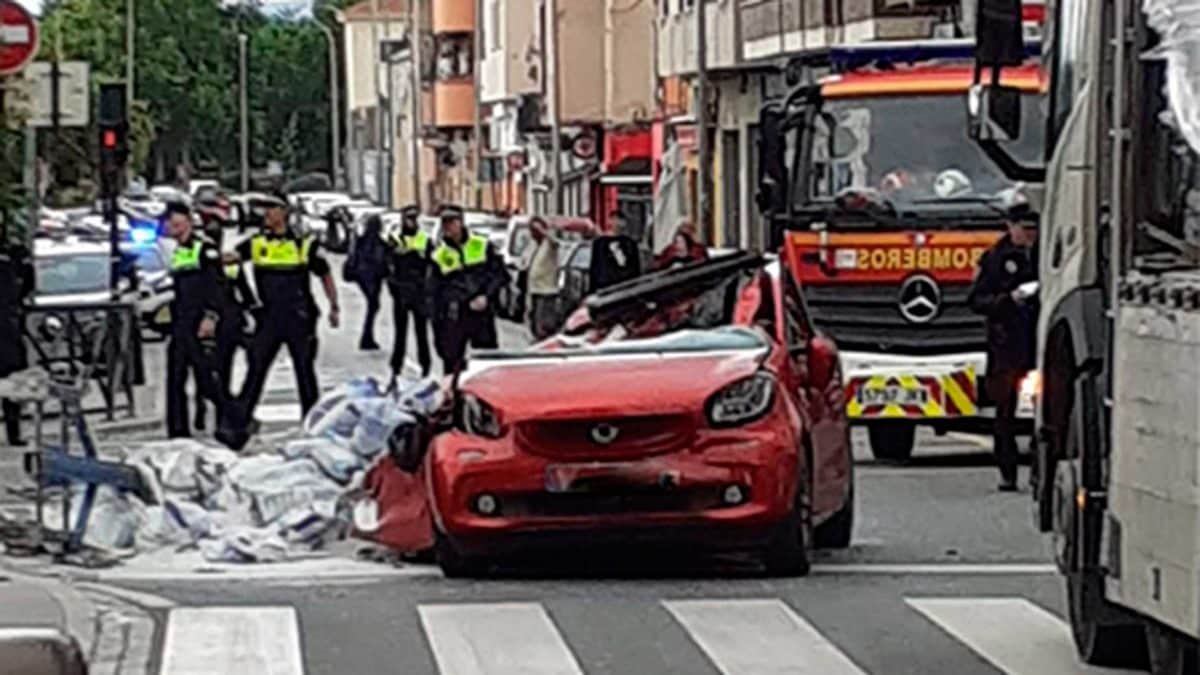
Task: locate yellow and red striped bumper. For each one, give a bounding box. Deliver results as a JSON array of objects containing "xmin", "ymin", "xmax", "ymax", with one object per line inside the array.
[{"xmin": 845, "ymin": 368, "xmax": 979, "ymax": 419}]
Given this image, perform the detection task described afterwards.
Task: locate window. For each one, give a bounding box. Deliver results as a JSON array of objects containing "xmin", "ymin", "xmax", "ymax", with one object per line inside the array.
[
  {"xmin": 436, "ymin": 36, "xmax": 473, "ymax": 80},
  {"xmin": 1046, "ymin": 0, "xmax": 1091, "ymax": 146}
]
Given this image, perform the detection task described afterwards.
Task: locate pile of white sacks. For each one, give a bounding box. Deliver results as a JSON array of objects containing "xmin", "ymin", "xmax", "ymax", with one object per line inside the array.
[{"xmin": 57, "ymin": 376, "xmax": 442, "ymax": 563}]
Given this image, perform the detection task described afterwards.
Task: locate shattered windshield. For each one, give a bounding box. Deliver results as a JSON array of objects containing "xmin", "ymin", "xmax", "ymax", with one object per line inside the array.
[
  {"xmin": 552, "ymin": 327, "xmax": 767, "ymax": 355},
  {"xmin": 808, "ymin": 94, "xmax": 1045, "ymax": 206}
]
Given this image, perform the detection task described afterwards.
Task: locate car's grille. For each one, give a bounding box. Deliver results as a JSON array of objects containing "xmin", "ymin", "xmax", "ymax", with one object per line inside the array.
[
  {"xmin": 516, "ymin": 414, "xmax": 694, "ymax": 460},
  {"xmin": 805, "ymin": 283, "xmax": 986, "ymax": 355}
]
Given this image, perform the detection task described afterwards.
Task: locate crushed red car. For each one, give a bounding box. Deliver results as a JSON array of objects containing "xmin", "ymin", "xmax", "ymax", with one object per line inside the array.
[{"xmin": 368, "ymin": 252, "xmax": 853, "ymax": 577}]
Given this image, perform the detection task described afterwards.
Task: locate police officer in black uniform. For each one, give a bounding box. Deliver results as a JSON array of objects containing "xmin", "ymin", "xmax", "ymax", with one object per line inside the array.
[
  {"xmin": 0, "ymin": 214, "xmax": 33, "ymax": 446},
  {"xmin": 192, "ymin": 221, "xmax": 258, "ymax": 432},
  {"xmin": 969, "ymin": 201, "xmax": 1039, "ymax": 492},
  {"xmin": 387, "ymin": 205, "xmax": 433, "ymax": 377},
  {"xmin": 234, "ymin": 193, "xmax": 340, "ymax": 421},
  {"xmin": 164, "ymin": 202, "xmax": 230, "ymax": 439},
  {"xmin": 429, "ymin": 205, "xmax": 508, "ymax": 373}
]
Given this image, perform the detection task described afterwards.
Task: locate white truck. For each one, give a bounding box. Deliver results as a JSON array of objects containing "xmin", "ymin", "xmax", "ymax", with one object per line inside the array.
[{"xmin": 970, "ymin": 0, "xmax": 1200, "ymax": 668}]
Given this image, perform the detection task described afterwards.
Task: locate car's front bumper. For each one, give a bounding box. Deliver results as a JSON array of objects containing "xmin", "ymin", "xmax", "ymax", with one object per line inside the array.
[{"xmin": 428, "ymin": 421, "xmax": 801, "ymax": 556}]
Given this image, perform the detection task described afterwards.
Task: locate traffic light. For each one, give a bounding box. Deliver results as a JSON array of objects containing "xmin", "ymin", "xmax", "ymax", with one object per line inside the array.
[{"xmin": 98, "ymin": 83, "xmax": 128, "ymax": 172}]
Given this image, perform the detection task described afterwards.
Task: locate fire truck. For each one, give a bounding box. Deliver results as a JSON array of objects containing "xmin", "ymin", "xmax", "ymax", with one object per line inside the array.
[
  {"xmin": 756, "ymin": 19, "xmax": 1045, "ymax": 461},
  {"xmin": 969, "ymin": 0, "xmax": 1200, "ymax": 667}
]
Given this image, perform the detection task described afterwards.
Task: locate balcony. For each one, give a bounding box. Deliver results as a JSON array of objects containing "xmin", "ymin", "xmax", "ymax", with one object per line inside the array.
[
  {"xmin": 433, "ymin": 77, "xmax": 475, "ymax": 128},
  {"xmin": 433, "ymin": 0, "xmax": 475, "ymax": 34}
]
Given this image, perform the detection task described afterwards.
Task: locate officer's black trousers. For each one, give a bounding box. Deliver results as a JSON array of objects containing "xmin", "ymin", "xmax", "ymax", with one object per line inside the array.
[
  {"xmin": 391, "ymin": 292, "xmax": 432, "ymax": 376},
  {"xmin": 987, "ymin": 370, "xmax": 1022, "ymax": 484},
  {"xmin": 240, "ymin": 318, "xmax": 320, "ymax": 420},
  {"xmin": 167, "ymin": 333, "xmax": 227, "ymax": 438},
  {"xmin": 437, "ymin": 311, "xmax": 498, "ymax": 375},
  {"xmin": 359, "ymin": 279, "xmax": 383, "ymax": 348}
]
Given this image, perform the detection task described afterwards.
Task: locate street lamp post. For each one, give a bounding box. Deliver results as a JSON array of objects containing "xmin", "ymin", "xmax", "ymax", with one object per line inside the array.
[
  {"xmin": 126, "ymin": 0, "xmax": 134, "ymax": 106},
  {"xmin": 314, "ymin": 19, "xmax": 342, "ymax": 189},
  {"xmin": 238, "ymin": 32, "xmax": 249, "ymax": 193}
]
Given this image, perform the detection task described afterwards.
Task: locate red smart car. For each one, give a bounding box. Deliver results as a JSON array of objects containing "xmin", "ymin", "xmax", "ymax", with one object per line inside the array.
[{"xmin": 423, "ymin": 253, "xmax": 854, "ymax": 577}]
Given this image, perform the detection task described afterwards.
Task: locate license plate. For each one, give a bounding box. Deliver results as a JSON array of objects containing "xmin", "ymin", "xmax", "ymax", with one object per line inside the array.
[
  {"xmin": 857, "ymin": 384, "xmax": 930, "ymax": 406},
  {"xmin": 544, "ymin": 463, "xmax": 677, "ymax": 494}
]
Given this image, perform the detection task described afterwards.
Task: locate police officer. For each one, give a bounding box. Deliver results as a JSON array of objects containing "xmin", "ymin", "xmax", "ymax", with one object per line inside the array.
[
  {"xmin": 387, "ymin": 205, "xmax": 433, "ymax": 377},
  {"xmin": 234, "ymin": 193, "xmax": 340, "ymax": 422},
  {"xmin": 429, "ymin": 205, "xmax": 508, "ymax": 373},
  {"xmin": 164, "ymin": 202, "xmax": 230, "ymax": 439},
  {"xmin": 0, "ymin": 215, "xmax": 33, "ymax": 446},
  {"xmin": 968, "ymin": 200, "xmax": 1039, "ymax": 492}
]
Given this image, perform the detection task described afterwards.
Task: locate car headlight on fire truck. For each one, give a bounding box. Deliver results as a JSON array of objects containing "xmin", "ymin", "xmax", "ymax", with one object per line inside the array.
[
  {"xmin": 459, "ymin": 393, "xmax": 502, "ymax": 438},
  {"xmin": 707, "ymin": 372, "xmax": 776, "ymax": 427}
]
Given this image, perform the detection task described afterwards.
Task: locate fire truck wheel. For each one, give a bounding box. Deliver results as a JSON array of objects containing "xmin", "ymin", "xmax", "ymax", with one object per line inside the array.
[{"xmin": 867, "ymin": 423, "xmax": 915, "ymax": 462}]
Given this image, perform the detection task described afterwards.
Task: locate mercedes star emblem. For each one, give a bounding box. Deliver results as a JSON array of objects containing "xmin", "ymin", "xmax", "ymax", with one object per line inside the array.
[
  {"xmin": 589, "ymin": 423, "xmax": 620, "ymax": 445},
  {"xmin": 897, "ymin": 274, "xmax": 942, "ymax": 324}
]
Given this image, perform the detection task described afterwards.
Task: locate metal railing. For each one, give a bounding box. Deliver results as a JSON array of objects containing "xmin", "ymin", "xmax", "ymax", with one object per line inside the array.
[{"xmin": 21, "ymin": 302, "xmax": 143, "ymax": 421}]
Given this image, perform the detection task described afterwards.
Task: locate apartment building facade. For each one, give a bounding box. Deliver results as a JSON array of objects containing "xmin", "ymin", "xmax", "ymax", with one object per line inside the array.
[{"xmin": 479, "ymin": 0, "xmax": 656, "ymax": 234}]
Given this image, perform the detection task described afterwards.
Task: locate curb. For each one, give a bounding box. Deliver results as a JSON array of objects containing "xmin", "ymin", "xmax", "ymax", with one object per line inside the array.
[
  {"xmin": 0, "ymin": 566, "xmax": 98, "ymax": 658},
  {"xmin": 92, "ymin": 416, "xmax": 164, "ymax": 437}
]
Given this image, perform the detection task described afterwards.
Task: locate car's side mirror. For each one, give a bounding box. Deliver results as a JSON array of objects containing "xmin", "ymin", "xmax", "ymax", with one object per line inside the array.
[{"xmin": 967, "ymin": 84, "xmax": 1022, "ymax": 143}]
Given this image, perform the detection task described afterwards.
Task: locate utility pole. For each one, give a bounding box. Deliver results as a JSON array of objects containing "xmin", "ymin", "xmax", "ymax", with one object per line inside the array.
[
  {"xmin": 126, "ymin": 0, "xmax": 134, "ymax": 107},
  {"xmin": 410, "ymin": 0, "xmax": 422, "ymax": 209},
  {"xmin": 472, "ymin": 0, "xmax": 483, "ymax": 209},
  {"xmin": 315, "ymin": 18, "xmax": 341, "ymax": 189},
  {"xmin": 545, "ymin": 0, "xmax": 562, "ymax": 214},
  {"xmin": 238, "ymin": 32, "xmax": 249, "ymax": 193},
  {"xmin": 695, "ymin": 0, "xmax": 710, "ymax": 238}
]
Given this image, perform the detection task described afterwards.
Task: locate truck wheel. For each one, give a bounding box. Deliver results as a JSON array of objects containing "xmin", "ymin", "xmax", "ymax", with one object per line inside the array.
[
  {"xmin": 434, "ymin": 530, "xmax": 490, "ymax": 579},
  {"xmin": 814, "ymin": 468, "xmax": 854, "ymax": 549},
  {"xmin": 1061, "ymin": 394, "xmax": 1149, "ymax": 668},
  {"xmin": 868, "ymin": 423, "xmax": 915, "ymax": 462},
  {"xmin": 1148, "ymin": 622, "xmax": 1199, "ymax": 675}
]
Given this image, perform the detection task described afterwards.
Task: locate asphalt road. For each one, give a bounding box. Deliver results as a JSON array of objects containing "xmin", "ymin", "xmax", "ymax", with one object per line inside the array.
[{"xmin": 5, "ymin": 270, "xmax": 1091, "ymax": 675}]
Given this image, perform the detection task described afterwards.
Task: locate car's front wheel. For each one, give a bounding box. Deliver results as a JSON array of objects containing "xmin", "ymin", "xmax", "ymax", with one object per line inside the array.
[
  {"xmin": 814, "ymin": 472, "xmax": 854, "ymax": 549},
  {"xmin": 760, "ymin": 478, "xmax": 812, "ymax": 577},
  {"xmin": 434, "ymin": 529, "xmax": 490, "ymax": 579}
]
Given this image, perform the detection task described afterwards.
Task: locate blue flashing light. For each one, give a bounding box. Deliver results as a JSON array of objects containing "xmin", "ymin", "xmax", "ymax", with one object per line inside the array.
[
  {"xmin": 129, "ymin": 225, "xmax": 158, "ymax": 246},
  {"xmin": 828, "ymin": 38, "xmax": 1042, "ymax": 72}
]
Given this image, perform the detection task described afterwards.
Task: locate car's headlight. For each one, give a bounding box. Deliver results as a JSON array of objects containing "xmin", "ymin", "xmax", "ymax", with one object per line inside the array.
[
  {"xmin": 707, "ymin": 372, "xmax": 776, "ymax": 427},
  {"xmin": 459, "ymin": 393, "xmax": 502, "ymax": 438}
]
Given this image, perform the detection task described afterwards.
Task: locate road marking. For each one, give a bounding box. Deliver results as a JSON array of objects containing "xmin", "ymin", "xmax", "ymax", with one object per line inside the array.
[
  {"xmin": 88, "ymin": 556, "xmax": 435, "ymax": 582},
  {"xmin": 160, "ymin": 606, "xmax": 304, "ymax": 675},
  {"xmin": 418, "ymin": 602, "xmax": 584, "ymax": 675},
  {"xmin": 664, "ymin": 599, "xmax": 866, "ymax": 674},
  {"xmin": 907, "ymin": 597, "xmax": 1141, "ymax": 675},
  {"xmin": 811, "ymin": 563, "xmax": 1057, "ymax": 575}
]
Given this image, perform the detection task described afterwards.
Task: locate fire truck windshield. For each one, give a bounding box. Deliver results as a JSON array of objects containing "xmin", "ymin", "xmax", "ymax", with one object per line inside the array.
[{"xmin": 806, "ymin": 93, "xmax": 1045, "ymax": 209}]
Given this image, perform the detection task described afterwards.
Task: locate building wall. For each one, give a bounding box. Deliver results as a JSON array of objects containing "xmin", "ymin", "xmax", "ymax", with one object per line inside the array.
[
  {"xmin": 481, "ymin": 0, "xmax": 539, "ymax": 103},
  {"xmin": 556, "ymin": 1, "xmax": 606, "ymax": 123},
  {"xmin": 656, "ymin": 0, "xmax": 740, "ymax": 78},
  {"xmin": 605, "ymin": 0, "xmax": 656, "ymax": 125},
  {"xmin": 344, "ymin": 19, "xmax": 410, "ymax": 113}
]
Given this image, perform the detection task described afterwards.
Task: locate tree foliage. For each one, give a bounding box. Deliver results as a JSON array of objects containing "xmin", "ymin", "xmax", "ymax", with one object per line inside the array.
[{"xmin": 34, "ymin": 0, "xmax": 352, "ymax": 193}]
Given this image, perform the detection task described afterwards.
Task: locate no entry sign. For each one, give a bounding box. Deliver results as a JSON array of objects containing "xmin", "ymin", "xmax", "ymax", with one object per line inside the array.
[{"xmin": 0, "ymin": 1, "xmax": 38, "ymax": 76}]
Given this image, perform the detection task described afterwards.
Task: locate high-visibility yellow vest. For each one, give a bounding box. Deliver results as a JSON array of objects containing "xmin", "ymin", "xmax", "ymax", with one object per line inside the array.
[
  {"xmin": 250, "ymin": 235, "xmax": 314, "ymax": 270},
  {"xmin": 392, "ymin": 230, "xmax": 429, "ymax": 255},
  {"xmin": 171, "ymin": 240, "xmax": 205, "ymax": 273},
  {"xmin": 432, "ymin": 235, "xmax": 488, "ymax": 275}
]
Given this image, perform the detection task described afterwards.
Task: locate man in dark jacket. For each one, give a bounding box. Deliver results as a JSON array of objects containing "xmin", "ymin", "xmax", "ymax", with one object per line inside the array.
[
  {"xmin": 429, "ymin": 205, "xmax": 508, "ymax": 373},
  {"xmin": 348, "ymin": 214, "xmax": 389, "ymax": 351},
  {"xmin": 968, "ymin": 202, "xmax": 1039, "ymax": 491},
  {"xmin": 0, "ymin": 219, "xmax": 33, "ymax": 446},
  {"xmin": 386, "ymin": 206, "xmax": 432, "ymax": 376}
]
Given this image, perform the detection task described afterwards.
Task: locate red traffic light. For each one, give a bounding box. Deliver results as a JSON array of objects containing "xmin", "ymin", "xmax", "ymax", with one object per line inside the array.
[{"xmin": 102, "ymin": 129, "xmax": 118, "ymax": 149}]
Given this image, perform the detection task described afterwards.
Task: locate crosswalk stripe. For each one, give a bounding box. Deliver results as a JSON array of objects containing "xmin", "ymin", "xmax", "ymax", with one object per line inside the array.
[
  {"xmin": 160, "ymin": 606, "xmax": 305, "ymax": 675},
  {"xmin": 664, "ymin": 599, "xmax": 866, "ymax": 675},
  {"xmin": 906, "ymin": 597, "xmax": 1141, "ymax": 675},
  {"xmin": 418, "ymin": 602, "xmax": 584, "ymax": 675}
]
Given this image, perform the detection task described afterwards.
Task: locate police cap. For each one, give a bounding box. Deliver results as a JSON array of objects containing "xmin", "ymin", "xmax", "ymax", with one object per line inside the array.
[
  {"xmin": 1006, "ymin": 202, "xmax": 1038, "ymax": 226},
  {"xmin": 400, "ymin": 204, "xmax": 420, "ymax": 218},
  {"xmin": 163, "ymin": 201, "xmax": 192, "ymax": 218},
  {"xmin": 439, "ymin": 204, "xmax": 465, "ymax": 221},
  {"xmin": 244, "ymin": 192, "xmax": 288, "ymax": 211}
]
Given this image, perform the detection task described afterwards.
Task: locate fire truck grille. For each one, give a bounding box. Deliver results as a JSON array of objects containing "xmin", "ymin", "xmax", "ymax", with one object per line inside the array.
[{"xmin": 804, "ymin": 284, "xmax": 987, "ymax": 355}]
